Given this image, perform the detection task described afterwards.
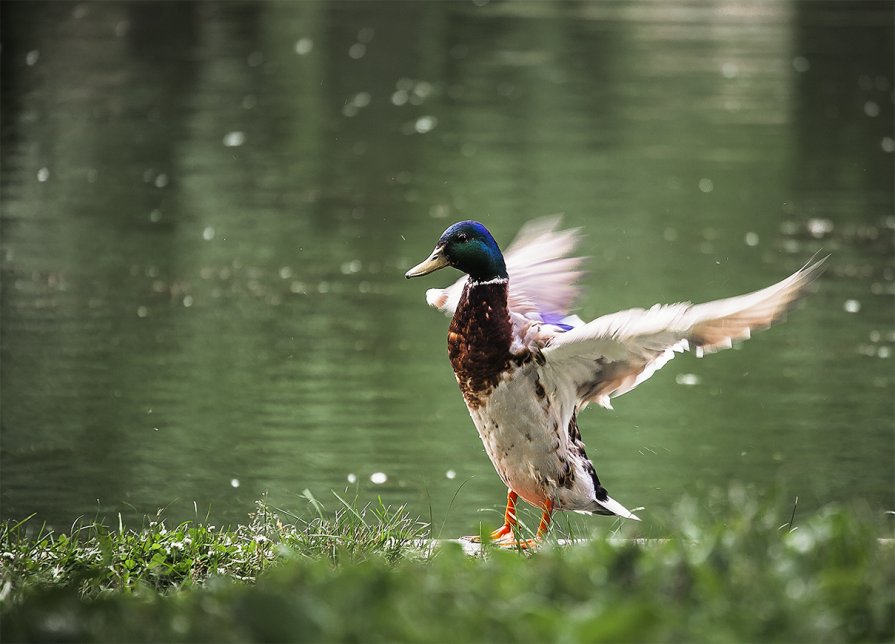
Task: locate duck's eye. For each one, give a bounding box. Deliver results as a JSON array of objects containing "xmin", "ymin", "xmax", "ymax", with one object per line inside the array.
[{"xmin": 456, "ymin": 233, "xmax": 469, "ymax": 243}]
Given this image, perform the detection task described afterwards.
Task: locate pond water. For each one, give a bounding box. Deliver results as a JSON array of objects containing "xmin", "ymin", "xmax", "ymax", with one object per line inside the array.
[{"xmin": 2, "ymin": 1, "xmax": 892, "ymax": 536}]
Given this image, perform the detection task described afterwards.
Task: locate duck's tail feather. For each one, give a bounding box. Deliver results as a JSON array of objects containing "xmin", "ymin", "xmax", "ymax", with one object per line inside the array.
[{"xmin": 593, "ymin": 494, "xmax": 641, "ymax": 521}]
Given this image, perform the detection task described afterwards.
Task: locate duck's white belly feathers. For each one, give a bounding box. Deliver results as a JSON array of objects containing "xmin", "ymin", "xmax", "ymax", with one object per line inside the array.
[{"xmin": 466, "ymin": 364, "xmax": 602, "ymax": 512}]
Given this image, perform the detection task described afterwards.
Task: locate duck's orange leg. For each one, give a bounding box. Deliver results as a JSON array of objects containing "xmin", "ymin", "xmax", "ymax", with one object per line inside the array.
[
  {"xmin": 536, "ymin": 499, "xmax": 554, "ymax": 539},
  {"xmin": 494, "ymin": 499, "xmax": 554, "ymax": 549},
  {"xmin": 489, "ymin": 490, "xmax": 518, "ymax": 539}
]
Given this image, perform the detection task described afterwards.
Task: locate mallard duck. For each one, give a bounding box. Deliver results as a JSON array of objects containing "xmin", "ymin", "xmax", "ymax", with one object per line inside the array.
[{"xmin": 405, "ymin": 218, "xmax": 825, "ymax": 547}]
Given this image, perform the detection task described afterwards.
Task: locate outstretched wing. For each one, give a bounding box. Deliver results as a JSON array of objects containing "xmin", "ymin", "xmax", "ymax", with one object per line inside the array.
[
  {"xmin": 540, "ymin": 258, "xmax": 827, "ymax": 410},
  {"xmin": 425, "ymin": 216, "xmax": 586, "ymax": 323}
]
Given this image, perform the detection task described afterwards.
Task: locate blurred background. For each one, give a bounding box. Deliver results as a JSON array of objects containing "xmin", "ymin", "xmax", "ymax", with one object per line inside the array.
[{"xmin": 1, "ymin": 1, "xmax": 892, "ymax": 536}]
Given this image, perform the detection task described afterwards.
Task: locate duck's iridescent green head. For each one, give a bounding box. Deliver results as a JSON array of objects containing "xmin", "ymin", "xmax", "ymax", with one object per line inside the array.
[{"xmin": 405, "ymin": 221, "xmax": 508, "ymax": 282}]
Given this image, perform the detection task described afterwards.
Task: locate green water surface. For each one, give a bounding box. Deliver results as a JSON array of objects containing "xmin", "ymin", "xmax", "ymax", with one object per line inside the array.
[{"xmin": 1, "ymin": 1, "xmax": 892, "ymax": 535}]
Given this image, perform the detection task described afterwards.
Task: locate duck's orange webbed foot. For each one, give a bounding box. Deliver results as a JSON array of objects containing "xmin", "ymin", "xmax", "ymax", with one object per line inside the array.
[
  {"xmin": 464, "ymin": 495, "xmax": 555, "ymax": 549},
  {"xmin": 482, "ymin": 498, "xmax": 554, "ymax": 550}
]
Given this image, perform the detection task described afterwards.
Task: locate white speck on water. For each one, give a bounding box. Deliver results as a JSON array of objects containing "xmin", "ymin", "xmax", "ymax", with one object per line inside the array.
[
  {"xmin": 26, "ymin": 50, "xmax": 39, "ymax": 66},
  {"xmin": 294, "ymin": 38, "xmax": 313, "ymax": 55},
  {"xmin": 806, "ymin": 218, "xmax": 834, "ymax": 238},
  {"xmin": 37, "ymin": 167, "xmax": 49, "ymax": 182},
  {"xmin": 154, "ymin": 173, "xmax": 168, "ymax": 188},
  {"xmin": 698, "ymin": 178, "xmax": 714, "ymax": 193},
  {"xmin": 153, "ymin": 427, "xmax": 159, "ymax": 432},
  {"xmin": 720, "ymin": 62, "xmax": 738, "ymax": 78},
  {"xmin": 745, "ymin": 232, "xmax": 760, "ymax": 247},
  {"xmin": 391, "ymin": 90, "xmax": 409, "ymax": 106},
  {"xmin": 882, "ymin": 137, "xmax": 894, "ymax": 153},
  {"xmin": 149, "ymin": 209, "xmax": 162, "ymax": 223},
  {"xmin": 858, "ymin": 344, "xmax": 877, "ymax": 357},
  {"xmin": 414, "ymin": 115, "xmax": 437, "ymax": 134},
  {"xmin": 230, "ymin": 478, "xmax": 240, "ymax": 488},
  {"xmin": 183, "ymin": 295, "xmax": 193, "ymax": 308},
  {"xmin": 358, "ymin": 27, "xmax": 375, "ymax": 43},
  {"xmin": 675, "ymin": 373, "xmax": 701, "ymax": 386},
  {"xmin": 843, "ymin": 299, "xmax": 861, "ymax": 313},
  {"xmin": 413, "ymin": 81, "xmax": 434, "ymax": 100},
  {"xmin": 863, "ymin": 101, "xmax": 880, "ymax": 118},
  {"xmin": 792, "ymin": 56, "xmax": 810, "ymax": 73},
  {"xmin": 137, "ymin": 306, "xmax": 148, "ymax": 318},
  {"xmin": 202, "ymin": 226, "xmax": 215, "ymax": 241},
  {"xmin": 223, "ymin": 131, "xmax": 246, "ymax": 147},
  {"xmin": 370, "ymin": 472, "xmax": 387, "ymax": 485},
  {"xmin": 349, "ymin": 43, "xmax": 366, "ymax": 59},
  {"xmin": 446, "ymin": 469, "xmax": 457, "ymax": 480}
]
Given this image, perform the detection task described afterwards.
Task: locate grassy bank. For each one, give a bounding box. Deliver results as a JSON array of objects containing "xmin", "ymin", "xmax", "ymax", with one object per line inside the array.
[{"xmin": 2, "ymin": 489, "xmax": 893, "ymax": 642}]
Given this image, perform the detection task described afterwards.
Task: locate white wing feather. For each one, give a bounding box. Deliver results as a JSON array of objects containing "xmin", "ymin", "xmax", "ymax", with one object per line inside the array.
[{"xmin": 541, "ymin": 258, "xmax": 827, "ymax": 410}]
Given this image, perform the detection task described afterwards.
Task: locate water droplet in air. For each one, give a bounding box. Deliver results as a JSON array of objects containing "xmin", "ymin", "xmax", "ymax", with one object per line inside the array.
[
  {"xmin": 881, "ymin": 137, "xmax": 894, "ymax": 153},
  {"xmin": 358, "ymin": 27, "xmax": 375, "ymax": 43},
  {"xmin": 446, "ymin": 470, "xmax": 457, "ymax": 480},
  {"xmin": 154, "ymin": 174, "xmax": 168, "ymax": 188},
  {"xmin": 203, "ymin": 226, "xmax": 215, "ymax": 241},
  {"xmin": 698, "ymin": 178, "xmax": 714, "ymax": 193},
  {"xmin": 26, "ymin": 50, "xmax": 39, "ymax": 66},
  {"xmin": 294, "ymin": 38, "xmax": 313, "ymax": 55},
  {"xmin": 352, "ymin": 92, "xmax": 371, "ymax": 108},
  {"xmin": 347, "ymin": 473, "xmax": 357, "ymax": 484},
  {"xmin": 745, "ymin": 232, "xmax": 760, "ymax": 247},
  {"xmin": 792, "ymin": 56, "xmax": 810, "ymax": 72},
  {"xmin": 720, "ymin": 62, "xmax": 738, "ymax": 78},
  {"xmin": 414, "ymin": 116, "xmax": 437, "ymax": 134},
  {"xmin": 349, "ymin": 43, "xmax": 366, "ymax": 59},
  {"xmin": 864, "ymin": 101, "xmax": 880, "ymax": 118},
  {"xmin": 137, "ymin": 306, "xmax": 148, "ymax": 318},
  {"xmin": 223, "ymin": 131, "xmax": 246, "ymax": 147},
  {"xmin": 675, "ymin": 373, "xmax": 701, "ymax": 386},
  {"xmin": 806, "ymin": 218, "xmax": 833, "ymax": 238},
  {"xmin": 843, "ymin": 299, "xmax": 861, "ymax": 314},
  {"xmin": 230, "ymin": 478, "xmax": 240, "ymax": 488},
  {"xmin": 370, "ymin": 472, "xmax": 387, "ymax": 485},
  {"xmin": 183, "ymin": 295, "xmax": 193, "ymax": 308},
  {"xmin": 37, "ymin": 167, "xmax": 49, "ymax": 182}
]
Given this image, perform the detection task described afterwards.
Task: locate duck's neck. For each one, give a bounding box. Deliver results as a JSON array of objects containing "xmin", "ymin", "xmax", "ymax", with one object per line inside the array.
[{"xmin": 447, "ymin": 279, "xmax": 513, "ymax": 408}]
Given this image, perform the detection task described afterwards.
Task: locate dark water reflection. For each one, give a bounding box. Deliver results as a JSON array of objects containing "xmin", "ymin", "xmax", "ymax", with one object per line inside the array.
[{"xmin": 2, "ymin": 1, "xmax": 892, "ymax": 535}]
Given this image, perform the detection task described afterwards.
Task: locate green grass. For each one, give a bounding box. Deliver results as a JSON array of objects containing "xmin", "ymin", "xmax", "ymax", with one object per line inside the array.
[{"xmin": 2, "ymin": 488, "xmax": 893, "ymax": 643}]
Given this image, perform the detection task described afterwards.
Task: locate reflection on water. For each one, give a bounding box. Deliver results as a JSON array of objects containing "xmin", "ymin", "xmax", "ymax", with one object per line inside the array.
[{"xmin": 1, "ymin": 1, "xmax": 892, "ymax": 534}]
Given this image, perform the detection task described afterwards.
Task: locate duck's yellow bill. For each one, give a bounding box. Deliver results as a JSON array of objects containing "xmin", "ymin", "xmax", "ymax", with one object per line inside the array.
[{"xmin": 405, "ymin": 246, "xmax": 449, "ymax": 278}]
